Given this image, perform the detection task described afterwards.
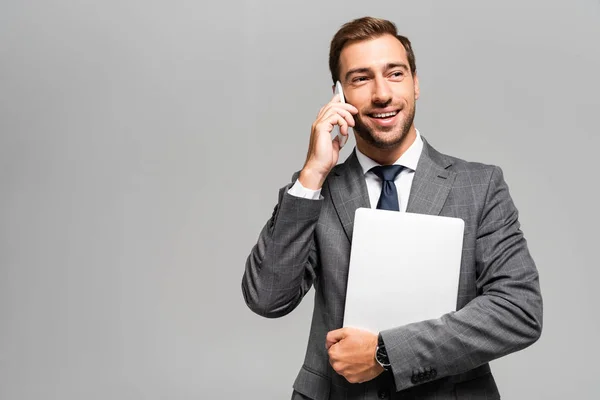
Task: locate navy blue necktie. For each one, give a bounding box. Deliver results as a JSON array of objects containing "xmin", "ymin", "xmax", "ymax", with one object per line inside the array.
[{"xmin": 370, "ymin": 165, "xmax": 405, "ymax": 211}]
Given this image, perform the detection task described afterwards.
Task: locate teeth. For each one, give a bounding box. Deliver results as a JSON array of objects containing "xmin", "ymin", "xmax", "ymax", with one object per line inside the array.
[{"xmin": 372, "ymin": 111, "xmax": 398, "ymax": 118}]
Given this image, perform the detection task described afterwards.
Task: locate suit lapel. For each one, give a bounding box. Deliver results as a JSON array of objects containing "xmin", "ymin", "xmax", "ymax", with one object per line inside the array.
[
  {"xmin": 406, "ymin": 137, "xmax": 457, "ymax": 215},
  {"xmin": 329, "ymin": 138, "xmax": 456, "ymax": 242},
  {"xmin": 328, "ymin": 150, "xmax": 370, "ymax": 242}
]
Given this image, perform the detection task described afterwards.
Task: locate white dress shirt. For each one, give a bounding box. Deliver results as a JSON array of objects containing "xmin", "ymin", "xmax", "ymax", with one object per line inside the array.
[{"xmin": 288, "ymin": 130, "xmax": 424, "ymax": 212}]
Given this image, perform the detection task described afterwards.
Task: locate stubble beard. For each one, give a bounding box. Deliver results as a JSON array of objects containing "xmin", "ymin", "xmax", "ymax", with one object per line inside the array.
[{"xmin": 353, "ymin": 102, "xmax": 416, "ymax": 150}]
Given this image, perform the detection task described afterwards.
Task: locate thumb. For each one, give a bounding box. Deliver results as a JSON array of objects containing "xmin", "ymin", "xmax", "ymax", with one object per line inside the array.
[{"xmin": 326, "ymin": 328, "xmax": 347, "ymax": 350}]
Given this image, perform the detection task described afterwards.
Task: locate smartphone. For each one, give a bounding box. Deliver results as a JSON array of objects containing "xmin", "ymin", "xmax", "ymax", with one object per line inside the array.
[{"xmin": 334, "ymin": 81, "xmax": 350, "ymax": 148}]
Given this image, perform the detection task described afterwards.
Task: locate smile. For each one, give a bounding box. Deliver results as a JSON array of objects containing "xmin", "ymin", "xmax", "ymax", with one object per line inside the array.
[{"xmin": 369, "ymin": 110, "xmax": 399, "ymax": 119}]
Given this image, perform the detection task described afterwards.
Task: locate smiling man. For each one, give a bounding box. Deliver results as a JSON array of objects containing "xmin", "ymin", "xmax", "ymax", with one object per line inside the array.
[{"xmin": 242, "ymin": 17, "xmax": 542, "ymax": 400}]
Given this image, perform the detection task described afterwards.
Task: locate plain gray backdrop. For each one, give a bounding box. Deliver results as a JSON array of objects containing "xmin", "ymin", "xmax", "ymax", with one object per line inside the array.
[{"xmin": 1, "ymin": 0, "xmax": 599, "ymax": 399}]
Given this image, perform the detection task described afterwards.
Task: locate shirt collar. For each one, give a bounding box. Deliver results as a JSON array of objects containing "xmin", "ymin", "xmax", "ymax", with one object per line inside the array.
[{"xmin": 355, "ymin": 129, "xmax": 424, "ymax": 175}]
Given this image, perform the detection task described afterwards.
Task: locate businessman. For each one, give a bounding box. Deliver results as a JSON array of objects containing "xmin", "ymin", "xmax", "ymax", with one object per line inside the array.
[{"xmin": 242, "ymin": 16, "xmax": 542, "ymax": 400}]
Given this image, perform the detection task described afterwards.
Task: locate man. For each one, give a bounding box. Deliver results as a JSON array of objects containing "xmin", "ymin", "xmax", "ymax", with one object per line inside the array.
[{"xmin": 242, "ymin": 16, "xmax": 542, "ymax": 400}]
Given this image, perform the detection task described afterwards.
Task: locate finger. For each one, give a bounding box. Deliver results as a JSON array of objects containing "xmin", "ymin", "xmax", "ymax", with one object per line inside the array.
[
  {"xmin": 317, "ymin": 94, "xmax": 342, "ymax": 120},
  {"xmin": 320, "ymin": 108, "xmax": 349, "ymax": 129},
  {"xmin": 329, "ymin": 357, "xmax": 341, "ymax": 374},
  {"xmin": 325, "ymin": 106, "xmax": 355, "ymax": 129},
  {"xmin": 314, "ymin": 102, "xmax": 356, "ymax": 137},
  {"xmin": 317, "ymin": 112, "xmax": 347, "ymax": 137},
  {"xmin": 323, "ymin": 95, "xmax": 359, "ymax": 115},
  {"xmin": 340, "ymin": 102, "xmax": 359, "ymax": 115},
  {"xmin": 326, "ymin": 328, "xmax": 347, "ymax": 350},
  {"xmin": 326, "ymin": 101, "xmax": 359, "ymax": 117},
  {"xmin": 329, "ymin": 93, "xmax": 359, "ymax": 112},
  {"xmin": 331, "ymin": 114, "xmax": 349, "ymax": 137},
  {"xmin": 331, "ymin": 134, "xmax": 341, "ymax": 153},
  {"xmin": 327, "ymin": 341, "xmax": 336, "ymax": 360}
]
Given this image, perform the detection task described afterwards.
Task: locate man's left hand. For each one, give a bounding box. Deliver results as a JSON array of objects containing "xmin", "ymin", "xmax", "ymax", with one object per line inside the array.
[{"xmin": 326, "ymin": 327, "xmax": 385, "ymax": 384}]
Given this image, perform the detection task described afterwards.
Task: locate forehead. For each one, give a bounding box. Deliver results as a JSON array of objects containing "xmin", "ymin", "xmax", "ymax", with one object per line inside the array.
[{"xmin": 339, "ymin": 34, "xmax": 408, "ymax": 73}]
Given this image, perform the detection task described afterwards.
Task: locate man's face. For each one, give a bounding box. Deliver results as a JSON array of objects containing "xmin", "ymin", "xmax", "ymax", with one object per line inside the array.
[{"xmin": 338, "ymin": 34, "xmax": 419, "ymax": 149}]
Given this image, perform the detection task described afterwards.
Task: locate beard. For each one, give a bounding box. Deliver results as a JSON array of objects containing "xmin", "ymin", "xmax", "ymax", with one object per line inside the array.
[{"xmin": 353, "ymin": 101, "xmax": 416, "ymax": 149}]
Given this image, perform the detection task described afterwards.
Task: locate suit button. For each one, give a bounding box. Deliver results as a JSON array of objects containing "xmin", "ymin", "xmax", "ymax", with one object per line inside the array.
[
  {"xmin": 423, "ymin": 366, "xmax": 431, "ymax": 380},
  {"xmin": 377, "ymin": 389, "xmax": 389, "ymax": 399}
]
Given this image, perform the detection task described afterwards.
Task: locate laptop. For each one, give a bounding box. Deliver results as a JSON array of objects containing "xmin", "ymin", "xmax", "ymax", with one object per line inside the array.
[{"xmin": 342, "ymin": 207, "xmax": 465, "ymax": 333}]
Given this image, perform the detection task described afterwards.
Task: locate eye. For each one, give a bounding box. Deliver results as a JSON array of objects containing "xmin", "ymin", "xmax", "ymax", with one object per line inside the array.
[
  {"xmin": 352, "ymin": 76, "xmax": 369, "ymax": 83},
  {"xmin": 390, "ymin": 71, "xmax": 405, "ymax": 79}
]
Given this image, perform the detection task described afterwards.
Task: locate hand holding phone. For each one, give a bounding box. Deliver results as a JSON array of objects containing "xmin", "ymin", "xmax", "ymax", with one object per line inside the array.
[
  {"xmin": 299, "ymin": 82, "xmax": 357, "ymax": 189},
  {"xmin": 333, "ymin": 81, "xmax": 351, "ymax": 148}
]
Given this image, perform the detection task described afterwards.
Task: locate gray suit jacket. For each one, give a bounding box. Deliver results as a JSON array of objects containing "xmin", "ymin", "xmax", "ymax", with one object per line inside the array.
[{"xmin": 242, "ymin": 138, "xmax": 543, "ymax": 400}]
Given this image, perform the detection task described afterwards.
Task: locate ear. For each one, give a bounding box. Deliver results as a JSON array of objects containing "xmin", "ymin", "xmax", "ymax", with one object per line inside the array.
[{"xmin": 414, "ymin": 74, "xmax": 420, "ymax": 100}]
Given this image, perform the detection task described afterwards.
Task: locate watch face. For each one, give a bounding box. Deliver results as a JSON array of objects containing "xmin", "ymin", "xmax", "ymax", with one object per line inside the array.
[{"xmin": 376, "ymin": 346, "xmax": 390, "ymax": 366}]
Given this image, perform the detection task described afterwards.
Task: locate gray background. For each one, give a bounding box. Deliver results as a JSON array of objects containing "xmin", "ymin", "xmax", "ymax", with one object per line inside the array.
[{"xmin": 1, "ymin": 0, "xmax": 599, "ymax": 399}]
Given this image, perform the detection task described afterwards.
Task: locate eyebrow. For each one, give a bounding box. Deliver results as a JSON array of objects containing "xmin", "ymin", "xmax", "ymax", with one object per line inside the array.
[{"xmin": 344, "ymin": 62, "xmax": 410, "ymax": 82}]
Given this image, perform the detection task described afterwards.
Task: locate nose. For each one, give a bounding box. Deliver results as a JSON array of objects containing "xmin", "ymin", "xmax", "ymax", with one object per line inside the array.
[{"xmin": 372, "ymin": 76, "xmax": 392, "ymax": 105}]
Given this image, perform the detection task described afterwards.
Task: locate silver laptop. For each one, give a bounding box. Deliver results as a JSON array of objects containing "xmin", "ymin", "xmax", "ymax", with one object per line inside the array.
[{"xmin": 343, "ymin": 207, "xmax": 465, "ymax": 333}]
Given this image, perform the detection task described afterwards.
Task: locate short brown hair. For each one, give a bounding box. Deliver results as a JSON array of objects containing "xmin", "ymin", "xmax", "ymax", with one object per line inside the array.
[{"xmin": 329, "ymin": 17, "xmax": 417, "ymax": 83}]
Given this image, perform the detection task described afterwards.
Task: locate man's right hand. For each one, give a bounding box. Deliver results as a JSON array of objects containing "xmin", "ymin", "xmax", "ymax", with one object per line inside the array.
[{"xmin": 299, "ymin": 94, "xmax": 358, "ymax": 190}]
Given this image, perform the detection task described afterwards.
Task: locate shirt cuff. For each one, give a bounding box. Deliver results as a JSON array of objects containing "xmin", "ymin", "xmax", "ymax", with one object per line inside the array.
[{"xmin": 288, "ymin": 179, "xmax": 323, "ymax": 200}]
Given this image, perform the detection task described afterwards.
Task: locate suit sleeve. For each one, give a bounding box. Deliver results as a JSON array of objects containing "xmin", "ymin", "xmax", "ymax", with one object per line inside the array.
[
  {"xmin": 241, "ymin": 173, "xmax": 323, "ymax": 318},
  {"xmin": 380, "ymin": 166, "xmax": 543, "ymax": 391}
]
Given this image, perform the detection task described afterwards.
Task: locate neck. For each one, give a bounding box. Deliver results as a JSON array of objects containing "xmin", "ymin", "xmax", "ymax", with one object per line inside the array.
[{"xmin": 355, "ymin": 126, "xmax": 417, "ymax": 165}]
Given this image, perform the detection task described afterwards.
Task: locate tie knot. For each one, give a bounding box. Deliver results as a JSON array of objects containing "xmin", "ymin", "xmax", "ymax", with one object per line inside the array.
[{"xmin": 370, "ymin": 165, "xmax": 404, "ymax": 181}]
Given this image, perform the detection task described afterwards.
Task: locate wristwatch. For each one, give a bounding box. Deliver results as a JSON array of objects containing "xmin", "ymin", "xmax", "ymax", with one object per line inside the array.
[{"xmin": 375, "ymin": 334, "xmax": 392, "ymax": 371}]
